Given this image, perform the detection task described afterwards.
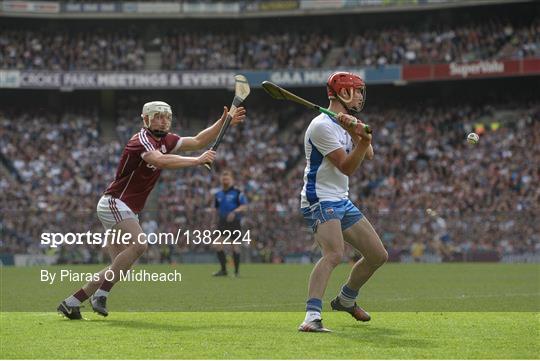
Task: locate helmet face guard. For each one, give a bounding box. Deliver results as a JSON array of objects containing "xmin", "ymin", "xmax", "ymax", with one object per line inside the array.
[
  {"xmin": 326, "ymin": 72, "xmax": 366, "ymax": 116},
  {"xmin": 141, "ymin": 101, "xmax": 172, "ymax": 138}
]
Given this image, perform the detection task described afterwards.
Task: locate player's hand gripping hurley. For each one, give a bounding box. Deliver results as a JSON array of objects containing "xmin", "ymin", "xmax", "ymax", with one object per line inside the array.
[
  {"xmin": 204, "ymin": 75, "xmax": 251, "ymax": 170},
  {"xmin": 261, "ymin": 81, "xmax": 372, "ymax": 134}
]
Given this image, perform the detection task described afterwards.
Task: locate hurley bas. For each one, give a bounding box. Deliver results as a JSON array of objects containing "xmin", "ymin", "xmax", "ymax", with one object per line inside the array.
[{"xmin": 40, "ymin": 269, "xmax": 182, "ymax": 285}]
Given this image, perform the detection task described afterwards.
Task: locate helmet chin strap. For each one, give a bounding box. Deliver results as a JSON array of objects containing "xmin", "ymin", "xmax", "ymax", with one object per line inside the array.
[
  {"xmin": 345, "ymin": 104, "xmax": 362, "ymax": 117},
  {"xmin": 149, "ymin": 128, "xmax": 167, "ymax": 138}
]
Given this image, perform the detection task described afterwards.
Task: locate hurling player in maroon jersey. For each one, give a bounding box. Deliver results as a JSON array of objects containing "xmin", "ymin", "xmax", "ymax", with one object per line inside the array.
[{"xmin": 58, "ymin": 101, "xmax": 246, "ymax": 319}]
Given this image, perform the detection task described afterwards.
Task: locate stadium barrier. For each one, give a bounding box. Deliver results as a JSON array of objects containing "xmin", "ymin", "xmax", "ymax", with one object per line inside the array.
[
  {"xmin": 0, "ymin": 254, "xmax": 15, "ymax": 265},
  {"xmin": 13, "ymin": 254, "xmax": 58, "ymax": 266},
  {"xmin": 7, "ymin": 250, "xmax": 535, "ymax": 266},
  {"xmin": 1, "ymin": 59, "xmax": 538, "ymax": 90}
]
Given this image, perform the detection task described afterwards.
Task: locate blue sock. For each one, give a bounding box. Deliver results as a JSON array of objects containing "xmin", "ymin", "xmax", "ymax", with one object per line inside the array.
[
  {"xmin": 306, "ymin": 298, "xmax": 322, "ymax": 313},
  {"xmin": 304, "ymin": 298, "xmax": 322, "ymax": 322},
  {"xmin": 338, "ymin": 285, "xmax": 358, "ymax": 307}
]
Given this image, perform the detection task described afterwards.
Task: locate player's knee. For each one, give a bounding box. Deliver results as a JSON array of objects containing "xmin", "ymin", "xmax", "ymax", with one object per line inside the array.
[
  {"xmin": 324, "ymin": 251, "xmax": 343, "ymax": 268},
  {"xmin": 372, "ymin": 249, "xmax": 388, "ymax": 268},
  {"xmin": 132, "ymin": 242, "xmax": 148, "ymax": 257}
]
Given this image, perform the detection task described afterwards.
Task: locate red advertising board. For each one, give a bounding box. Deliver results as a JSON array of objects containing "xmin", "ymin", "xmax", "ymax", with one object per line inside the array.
[
  {"xmin": 523, "ymin": 58, "xmax": 540, "ymax": 73},
  {"xmin": 402, "ymin": 64, "xmax": 431, "ymax": 81},
  {"xmin": 402, "ymin": 58, "xmax": 540, "ymax": 82}
]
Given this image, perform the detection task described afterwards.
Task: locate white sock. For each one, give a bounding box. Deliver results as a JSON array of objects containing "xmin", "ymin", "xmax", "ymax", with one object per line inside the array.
[
  {"xmin": 94, "ymin": 289, "xmax": 109, "ymax": 298},
  {"xmin": 338, "ymin": 294, "xmax": 356, "ymax": 308},
  {"xmin": 64, "ymin": 295, "xmax": 81, "ymax": 307},
  {"xmin": 304, "ymin": 311, "xmax": 321, "ymax": 323}
]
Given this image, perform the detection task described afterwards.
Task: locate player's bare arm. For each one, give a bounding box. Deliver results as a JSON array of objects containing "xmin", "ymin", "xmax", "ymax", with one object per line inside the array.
[
  {"xmin": 178, "ymin": 106, "xmax": 246, "ymax": 152},
  {"xmin": 142, "ymin": 149, "xmax": 216, "ymax": 169},
  {"xmin": 343, "ymin": 114, "xmax": 374, "ymax": 160},
  {"xmin": 340, "ymin": 111, "xmax": 373, "ymax": 160},
  {"xmin": 336, "ymin": 112, "xmax": 371, "ymax": 142},
  {"xmin": 366, "ymin": 144, "xmax": 374, "ymax": 160},
  {"xmin": 326, "ymin": 112, "xmax": 372, "ymax": 176},
  {"xmin": 326, "ymin": 141, "xmax": 370, "ymax": 177}
]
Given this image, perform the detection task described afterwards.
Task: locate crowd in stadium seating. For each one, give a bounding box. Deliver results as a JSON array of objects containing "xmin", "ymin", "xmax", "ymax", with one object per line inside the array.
[
  {"xmin": 0, "ymin": 111, "xmax": 121, "ymax": 261},
  {"xmin": 159, "ymin": 32, "xmax": 334, "ymax": 70},
  {"xmin": 1, "ymin": 19, "xmax": 538, "ymax": 71},
  {"xmin": 1, "ymin": 100, "xmax": 538, "ymax": 262},
  {"xmin": 0, "ymin": 30, "xmax": 146, "ymax": 71},
  {"xmin": 337, "ymin": 21, "xmax": 540, "ymax": 67}
]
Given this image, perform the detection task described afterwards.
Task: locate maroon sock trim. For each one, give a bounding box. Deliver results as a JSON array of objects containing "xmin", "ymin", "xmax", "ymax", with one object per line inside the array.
[
  {"xmin": 73, "ymin": 288, "xmax": 89, "ymax": 302},
  {"xmin": 100, "ymin": 280, "xmax": 114, "ymax": 292}
]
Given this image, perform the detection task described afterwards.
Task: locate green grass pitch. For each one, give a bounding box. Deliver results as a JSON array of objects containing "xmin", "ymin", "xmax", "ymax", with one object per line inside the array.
[{"xmin": 1, "ymin": 263, "xmax": 539, "ymax": 359}]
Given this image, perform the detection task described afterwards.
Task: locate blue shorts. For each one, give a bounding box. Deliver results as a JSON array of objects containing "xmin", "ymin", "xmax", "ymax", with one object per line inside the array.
[{"xmin": 301, "ymin": 199, "xmax": 364, "ymax": 233}]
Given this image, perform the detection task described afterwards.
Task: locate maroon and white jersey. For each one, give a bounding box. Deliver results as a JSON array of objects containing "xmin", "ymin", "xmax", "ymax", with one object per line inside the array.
[{"xmin": 104, "ymin": 128, "xmax": 181, "ymax": 213}]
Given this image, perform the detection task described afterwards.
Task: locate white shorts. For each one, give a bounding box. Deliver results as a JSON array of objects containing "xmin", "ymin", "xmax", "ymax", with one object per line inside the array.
[{"xmin": 96, "ymin": 195, "xmax": 139, "ymax": 230}]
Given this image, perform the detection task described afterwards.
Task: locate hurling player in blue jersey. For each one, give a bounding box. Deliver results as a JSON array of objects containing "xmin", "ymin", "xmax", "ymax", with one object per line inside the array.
[{"xmin": 298, "ymin": 72, "xmax": 388, "ymax": 332}]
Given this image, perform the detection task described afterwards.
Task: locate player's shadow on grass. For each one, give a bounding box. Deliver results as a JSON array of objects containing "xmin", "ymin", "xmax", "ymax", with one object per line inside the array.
[
  {"xmin": 95, "ymin": 319, "xmax": 245, "ymax": 333},
  {"xmin": 333, "ymin": 326, "xmax": 434, "ymax": 349}
]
